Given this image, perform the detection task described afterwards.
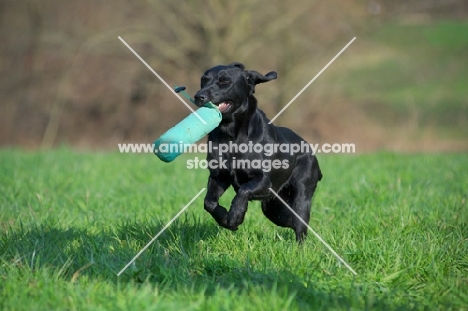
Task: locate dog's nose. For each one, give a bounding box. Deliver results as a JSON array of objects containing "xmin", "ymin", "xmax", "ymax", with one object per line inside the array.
[{"xmin": 194, "ymin": 92, "xmax": 208, "ymax": 105}]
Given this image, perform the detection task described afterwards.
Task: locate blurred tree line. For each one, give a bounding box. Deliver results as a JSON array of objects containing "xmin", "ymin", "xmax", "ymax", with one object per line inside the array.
[{"xmin": 0, "ymin": 0, "xmax": 466, "ymax": 150}]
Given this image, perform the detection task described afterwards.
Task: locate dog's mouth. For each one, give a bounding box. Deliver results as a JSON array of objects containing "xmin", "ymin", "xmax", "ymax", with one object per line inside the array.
[{"xmin": 217, "ymin": 101, "xmax": 232, "ymax": 113}]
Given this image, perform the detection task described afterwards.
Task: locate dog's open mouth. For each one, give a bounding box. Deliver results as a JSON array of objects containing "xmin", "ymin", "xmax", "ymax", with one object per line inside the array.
[{"xmin": 217, "ymin": 102, "xmax": 232, "ymax": 113}]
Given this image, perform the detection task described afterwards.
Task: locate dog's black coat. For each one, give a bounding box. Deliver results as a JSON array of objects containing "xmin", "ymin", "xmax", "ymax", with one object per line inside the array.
[{"xmin": 194, "ymin": 62, "xmax": 322, "ymax": 242}]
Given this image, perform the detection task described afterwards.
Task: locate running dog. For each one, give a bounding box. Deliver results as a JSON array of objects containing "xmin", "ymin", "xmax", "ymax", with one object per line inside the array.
[{"xmin": 194, "ymin": 62, "xmax": 322, "ymax": 242}]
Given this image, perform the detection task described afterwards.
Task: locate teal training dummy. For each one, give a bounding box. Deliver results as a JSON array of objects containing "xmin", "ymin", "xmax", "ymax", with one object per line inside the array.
[{"xmin": 154, "ymin": 87, "xmax": 222, "ymax": 162}]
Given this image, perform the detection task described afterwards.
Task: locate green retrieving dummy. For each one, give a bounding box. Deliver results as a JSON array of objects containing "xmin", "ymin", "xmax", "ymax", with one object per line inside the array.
[{"xmin": 153, "ymin": 102, "xmax": 222, "ymax": 162}]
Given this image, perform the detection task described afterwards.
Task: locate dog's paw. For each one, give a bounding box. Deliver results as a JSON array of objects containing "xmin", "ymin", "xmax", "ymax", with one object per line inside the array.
[
  {"xmin": 215, "ymin": 212, "xmax": 237, "ymax": 231},
  {"xmin": 226, "ymin": 224, "xmax": 238, "ymax": 231},
  {"xmin": 210, "ymin": 205, "xmax": 229, "ymax": 227},
  {"xmin": 226, "ymin": 211, "xmax": 245, "ymax": 230}
]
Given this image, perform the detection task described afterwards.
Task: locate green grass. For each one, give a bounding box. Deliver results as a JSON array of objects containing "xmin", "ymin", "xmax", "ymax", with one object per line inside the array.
[
  {"xmin": 328, "ymin": 20, "xmax": 468, "ymax": 139},
  {"xmin": 0, "ymin": 149, "xmax": 467, "ymax": 310}
]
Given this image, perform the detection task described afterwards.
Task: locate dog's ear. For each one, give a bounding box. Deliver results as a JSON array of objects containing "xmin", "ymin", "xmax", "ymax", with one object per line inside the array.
[
  {"xmin": 227, "ymin": 62, "xmax": 245, "ymax": 70},
  {"xmin": 246, "ymin": 70, "xmax": 277, "ymax": 94},
  {"xmin": 247, "ymin": 70, "xmax": 277, "ymax": 85}
]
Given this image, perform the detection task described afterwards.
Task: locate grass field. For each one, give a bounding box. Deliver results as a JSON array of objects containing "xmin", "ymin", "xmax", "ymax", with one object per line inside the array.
[
  {"xmin": 319, "ymin": 20, "xmax": 468, "ymax": 144},
  {"xmin": 0, "ymin": 149, "xmax": 467, "ymax": 310}
]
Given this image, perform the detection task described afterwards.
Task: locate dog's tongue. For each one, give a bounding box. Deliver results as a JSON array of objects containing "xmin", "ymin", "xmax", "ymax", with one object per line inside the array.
[{"xmin": 218, "ymin": 102, "xmax": 230, "ymax": 113}]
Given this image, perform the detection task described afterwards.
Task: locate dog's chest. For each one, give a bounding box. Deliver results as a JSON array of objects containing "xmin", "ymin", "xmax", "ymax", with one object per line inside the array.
[{"xmin": 208, "ymin": 150, "xmax": 254, "ymax": 186}]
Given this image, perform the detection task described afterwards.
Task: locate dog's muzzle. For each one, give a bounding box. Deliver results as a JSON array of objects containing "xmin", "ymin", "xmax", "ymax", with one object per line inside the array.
[{"xmin": 217, "ymin": 102, "xmax": 232, "ymax": 113}]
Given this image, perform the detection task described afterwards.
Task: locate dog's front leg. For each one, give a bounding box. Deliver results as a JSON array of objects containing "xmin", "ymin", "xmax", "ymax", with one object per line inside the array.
[
  {"xmin": 227, "ymin": 175, "xmax": 271, "ymax": 230},
  {"xmin": 204, "ymin": 176, "xmax": 231, "ymax": 228}
]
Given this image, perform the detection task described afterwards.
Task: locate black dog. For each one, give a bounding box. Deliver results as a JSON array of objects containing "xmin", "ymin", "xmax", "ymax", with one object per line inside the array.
[{"xmin": 194, "ymin": 62, "xmax": 322, "ymax": 242}]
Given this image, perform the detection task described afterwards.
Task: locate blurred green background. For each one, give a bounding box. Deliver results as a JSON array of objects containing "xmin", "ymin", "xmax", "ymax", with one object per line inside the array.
[{"xmin": 1, "ymin": 0, "xmax": 467, "ymax": 152}]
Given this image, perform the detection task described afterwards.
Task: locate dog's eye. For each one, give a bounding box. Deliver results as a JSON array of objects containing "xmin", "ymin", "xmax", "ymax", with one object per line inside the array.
[
  {"xmin": 218, "ymin": 78, "xmax": 231, "ymax": 85},
  {"xmin": 201, "ymin": 77, "xmax": 209, "ymax": 86}
]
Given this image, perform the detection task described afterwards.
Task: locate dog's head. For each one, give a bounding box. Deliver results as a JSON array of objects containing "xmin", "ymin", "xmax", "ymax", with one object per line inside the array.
[{"xmin": 194, "ymin": 62, "xmax": 277, "ymax": 117}]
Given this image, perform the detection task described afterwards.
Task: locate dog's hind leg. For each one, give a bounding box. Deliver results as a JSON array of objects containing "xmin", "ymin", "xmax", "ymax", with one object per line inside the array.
[
  {"xmin": 289, "ymin": 185, "xmax": 314, "ymax": 243},
  {"xmin": 265, "ymin": 155, "xmax": 321, "ymax": 243},
  {"xmin": 289, "ymin": 155, "xmax": 321, "ymax": 243},
  {"xmin": 262, "ymin": 183, "xmax": 314, "ymax": 243},
  {"xmin": 261, "ymin": 184, "xmax": 295, "ymax": 229}
]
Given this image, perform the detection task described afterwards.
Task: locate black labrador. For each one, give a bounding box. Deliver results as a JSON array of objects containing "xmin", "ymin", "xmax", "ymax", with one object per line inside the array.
[{"xmin": 194, "ymin": 62, "xmax": 322, "ymax": 242}]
